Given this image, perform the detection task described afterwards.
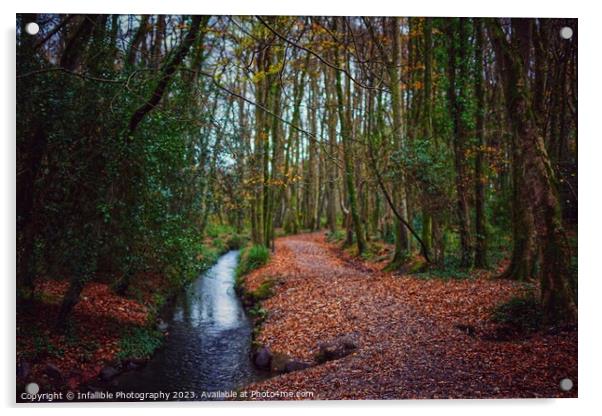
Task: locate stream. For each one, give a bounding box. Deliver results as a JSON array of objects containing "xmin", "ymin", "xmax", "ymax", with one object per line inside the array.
[{"xmin": 109, "ymin": 250, "xmax": 265, "ymax": 400}]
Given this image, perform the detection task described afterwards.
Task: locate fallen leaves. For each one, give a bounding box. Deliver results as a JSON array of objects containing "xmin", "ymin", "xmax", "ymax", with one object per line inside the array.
[
  {"xmin": 35, "ymin": 279, "xmax": 149, "ymax": 326},
  {"xmin": 17, "ymin": 278, "xmax": 153, "ymax": 391},
  {"xmin": 241, "ymin": 232, "xmax": 577, "ymax": 400}
]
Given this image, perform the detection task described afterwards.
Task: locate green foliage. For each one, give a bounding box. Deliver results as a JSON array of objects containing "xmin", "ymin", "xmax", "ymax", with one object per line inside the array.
[
  {"xmin": 248, "ymin": 304, "xmax": 268, "ymax": 321},
  {"xmin": 414, "ymin": 260, "xmax": 472, "ymax": 280},
  {"xmin": 206, "ymin": 223, "xmax": 235, "ymax": 239},
  {"xmin": 226, "ymin": 233, "xmax": 247, "ymax": 250},
  {"xmin": 160, "ymin": 225, "xmax": 207, "ymax": 286},
  {"xmin": 16, "ymin": 16, "xmax": 223, "ymax": 308},
  {"xmin": 26, "ymin": 330, "xmax": 65, "ymax": 360},
  {"xmin": 117, "ymin": 327, "xmax": 163, "ymax": 360},
  {"xmin": 211, "ymin": 237, "xmax": 226, "ymax": 253},
  {"xmin": 251, "ymin": 277, "xmax": 277, "ymax": 301},
  {"xmin": 491, "ymin": 295, "xmax": 543, "ymax": 333},
  {"xmin": 361, "ymin": 242, "xmax": 390, "ymax": 262},
  {"xmin": 196, "ymin": 245, "xmax": 219, "ymax": 271},
  {"xmin": 326, "ymin": 230, "xmax": 346, "ymax": 243},
  {"xmin": 146, "ymin": 292, "xmax": 168, "ymax": 321},
  {"xmin": 236, "ymin": 245, "xmax": 270, "ymax": 279}
]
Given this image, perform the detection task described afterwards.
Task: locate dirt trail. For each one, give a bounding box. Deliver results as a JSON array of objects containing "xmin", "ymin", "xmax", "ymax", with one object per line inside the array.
[{"xmin": 242, "ymin": 233, "xmax": 577, "ymax": 400}]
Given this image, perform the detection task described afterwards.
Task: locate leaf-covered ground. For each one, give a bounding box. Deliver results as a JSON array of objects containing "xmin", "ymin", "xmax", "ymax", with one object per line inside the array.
[
  {"xmin": 16, "ymin": 279, "xmax": 152, "ymax": 390},
  {"xmin": 242, "ymin": 232, "xmax": 577, "ymax": 399}
]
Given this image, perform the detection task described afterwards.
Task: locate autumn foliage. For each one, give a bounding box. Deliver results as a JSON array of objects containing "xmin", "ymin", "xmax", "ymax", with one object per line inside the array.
[{"xmin": 241, "ymin": 233, "xmax": 577, "ymax": 399}]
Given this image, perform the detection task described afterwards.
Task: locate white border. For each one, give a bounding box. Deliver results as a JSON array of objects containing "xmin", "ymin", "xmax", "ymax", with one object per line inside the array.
[{"xmin": 2, "ymin": 1, "xmax": 599, "ymax": 415}]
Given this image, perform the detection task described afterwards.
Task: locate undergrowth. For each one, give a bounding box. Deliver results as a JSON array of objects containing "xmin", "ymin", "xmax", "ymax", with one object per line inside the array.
[
  {"xmin": 235, "ymin": 245, "xmax": 270, "ymax": 282},
  {"xmin": 117, "ymin": 327, "xmax": 164, "ymax": 360},
  {"xmin": 491, "ymin": 294, "xmax": 543, "ymax": 333}
]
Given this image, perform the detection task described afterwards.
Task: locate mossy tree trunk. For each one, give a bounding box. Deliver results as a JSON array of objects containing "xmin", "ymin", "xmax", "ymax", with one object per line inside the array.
[
  {"xmin": 489, "ymin": 18, "xmax": 577, "ymax": 324},
  {"xmin": 334, "ymin": 17, "xmax": 366, "ymax": 255}
]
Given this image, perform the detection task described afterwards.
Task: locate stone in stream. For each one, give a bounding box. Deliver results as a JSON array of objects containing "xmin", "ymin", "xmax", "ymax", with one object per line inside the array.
[
  {"xmin": 253, "ymin": 346, "xmax": 273, "ymax": 370},
  {"xmin": 99, "ymin": 366, "xmax": 120, "ymax": 381},
  {"xmin": 122, "ymin": 357, "xmax": 148, "ymax": 371},
  {"xmin": 315, "ymin": 333, "xmax": 358, "ymax": 363},
  {"xmin": 156, "ymin": 319, "xmax": 169, "ymax": 333}
]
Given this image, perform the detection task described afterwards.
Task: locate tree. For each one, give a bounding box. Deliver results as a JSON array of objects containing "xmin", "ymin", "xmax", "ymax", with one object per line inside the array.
[
  {"xmin": 387, "ymin": 17, "xmax": 411, "ymax": 264},
  {"xmin": 489, "ymin": 18, "xmax": 577, "ymax": 323},
  {"xmin": 473, "ymin": 18, "xmax": 488, "ymax": 268},
  {"xmin": 446, "ymin": 18, "xmax": 473, "ymax": 268},
  {"xmin": 334, "ymin": 17, "xmax": 366, "ymax": 255}
]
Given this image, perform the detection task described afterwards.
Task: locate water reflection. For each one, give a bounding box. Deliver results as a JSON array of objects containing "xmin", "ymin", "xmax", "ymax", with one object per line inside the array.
[{"xmin": 111, "ymin": 250, "xmax": 263, "ymax": 399}]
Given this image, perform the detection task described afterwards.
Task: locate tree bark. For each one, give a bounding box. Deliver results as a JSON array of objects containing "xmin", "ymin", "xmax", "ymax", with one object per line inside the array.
[
  {"xmin": 474, "ymin": 18, "xmax": 488, "ymax": 268},
  {"xmin": 128, "ymin": 16, "xmax": 203, "ymax": 136},
  {"xmin": 489, "ymin": 18, "xmax": 577, "ymax": 324},
  {"xmin": 335, "ymin": 18, "xmax": 366, "ymax": 254},
  {"xmin": 388, "ymin": 17, "xmax": 410, "ymax": 264},
  {"xmin": 446, "ymin": 18, "xmax": 473, "ymax": 267}
]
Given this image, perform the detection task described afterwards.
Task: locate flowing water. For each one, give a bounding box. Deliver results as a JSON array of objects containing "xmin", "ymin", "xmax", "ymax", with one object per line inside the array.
[{"xmin": 110, "ymin": 250, "xmax": 264, "ymax": 400}]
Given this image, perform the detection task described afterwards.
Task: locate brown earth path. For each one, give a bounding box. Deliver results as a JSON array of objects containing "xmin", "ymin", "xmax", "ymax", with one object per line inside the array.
[{"xmin": 242, "ymin": 232, "xmax": 577, "ymax": 400}]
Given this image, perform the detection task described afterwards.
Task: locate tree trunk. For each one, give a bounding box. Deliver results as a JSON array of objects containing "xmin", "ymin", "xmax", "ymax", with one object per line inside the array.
[
  {"xmin": 421, "ymin": 17, "xmax": 434, "ymax": 258},
  {"xmin": 490, "ymin": 18, "xmax": 577, "ymax": 324},
  {"xmin": 474, "ymin": 18, "xmax": 488, "ymax": 268},
  {"xmin": 128, "ymin": 16, "xmax": 204, "ymax": 135},
  {"xmin": 446, "ymin": 18, "xmax": 472, "ymax": 267},
  {"xmin": 126, "ymin": 15, "xmax": 149, "ymax": 66},
  {"xmin": 334, "ymin": 18, "xmax": 366, "ymax": 254},
  {"xmin": 325, "ymin": 66, "xmax": 338, "ymax": 234},
  {"xmin": 388, "ymin": 17, "xmax": 410, "ymax": 264}
]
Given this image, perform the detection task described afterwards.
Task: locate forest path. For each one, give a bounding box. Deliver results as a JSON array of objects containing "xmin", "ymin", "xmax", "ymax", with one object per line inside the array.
[{"xmin": 242, "ymin": 232, "xmax": 577, "ymax": 399}]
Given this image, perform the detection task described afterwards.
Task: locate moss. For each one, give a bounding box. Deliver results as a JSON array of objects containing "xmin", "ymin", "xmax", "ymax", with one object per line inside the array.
[{"xmin": 383, "ymin": 252, "xmax": 412, "ymax": 272}]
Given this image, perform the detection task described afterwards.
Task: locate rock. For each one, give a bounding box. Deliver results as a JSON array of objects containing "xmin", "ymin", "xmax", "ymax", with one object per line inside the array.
[
  {"xmin": 123, "ymin": 357, "xmax": 147, "ymax": 371},
  {"xmin": 44, "ymin": 363, "xmax": 63, "ymax": 381},
  {"xmin": 253, "ymin": 346, "xmax": 272, "ymax": 370},
  {"xmin": 284, "ymin": 359, "xmax": 312, "ymax": 373},
  {"xmin": 316, "ymin": 334, "xmax": 358, "ymax": 363},
  {"xmin": 99, "ymin": 366, "xmax": 120, "ymax": 381},
  {"xmin": 254, "ymin": 348, "xmax": 312, "ymax": 374},
  {"xmin": 270, "ymin": 352, "xmax": 290, "ymax": 373},
  {"xmin": 17, "ymin": 360, "xmax": 30, "ymax": 380},
  {"xmin": 124, "ymin": 361, "xmax": 138, "ymax": 371},
  {"xmin": 157, "ymin": 319, "xmax": 169, "ymax": 333}
]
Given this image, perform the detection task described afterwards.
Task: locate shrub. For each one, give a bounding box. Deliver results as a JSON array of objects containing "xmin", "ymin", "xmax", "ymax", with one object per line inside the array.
[
  {"xmin": 236, "ymin": 245, "xmax": 270, "ymax": 278},
  {"xmin": 211, "ymin": 237, "xmax": 226, "ymax": 253},
  {"xmin": 414, "ymin": 267, "xmax": 472, "ymax": 281},
  {"xmin": 206, "ymin": 223, "xmax": 235, "ymax": 239},
  {"xmin": 117, "ymin": 327, "xmax": 163, "ymax": 360},
  {"xmin": 226, "ymin": 233, "xmax": 247, "ymax": 250},
  {"xmin": 251, "ymin": 277, "xmax": 276, "ymax": 301},
  {"xmin": 31, "ymin": 333, "xmax": 64, "ymax": 359},
  {"xmin": 196, "ymin": 245, "xmax": 219, "ymax": 270},
  {"xmin": 326, "ymin": 229, "xmax": 346, "ymax": 243},
  {"xmin": 491, "ymin": 295, "xmax": 543, "ymax": 333},
  {"xmin": 248, "ymin": 304, "xmax": 268, "ymax": 321}
]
